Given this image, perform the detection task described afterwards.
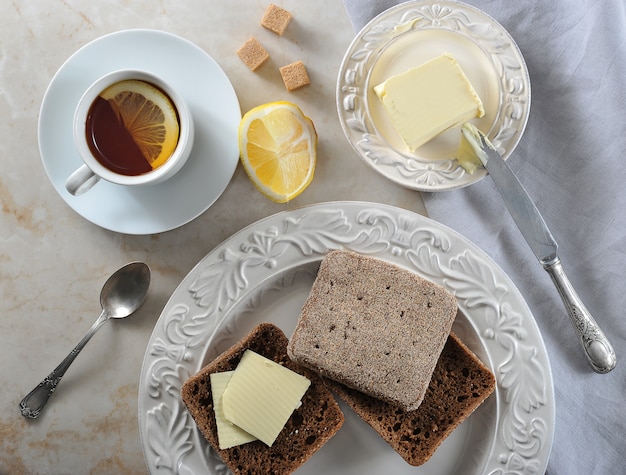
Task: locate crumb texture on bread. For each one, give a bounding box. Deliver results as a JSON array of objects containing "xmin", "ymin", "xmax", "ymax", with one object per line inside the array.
[
  {"xmin": 326, "ymin": 332, "xmax": 496, "ymax": 466},
  {"xmin": 181, "ymin": 323, "xmax": 344, "ymax": 474},
  {"xmin": 288, "ymin": 250, "xmax": 458, "ymax": 411}
]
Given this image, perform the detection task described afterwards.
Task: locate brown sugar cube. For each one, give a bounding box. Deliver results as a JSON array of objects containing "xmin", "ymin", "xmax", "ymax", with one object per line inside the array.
[
  {"xmin": 260, "ymin": 3, "xmax": 292, "ymax": 36},
  {"xmin": 279, "ymin": 60, "xmax": 310, "ymax": 91},
  {"xmin": 236, "ymin": 37, "xmax": 270, "ymax": 71}
]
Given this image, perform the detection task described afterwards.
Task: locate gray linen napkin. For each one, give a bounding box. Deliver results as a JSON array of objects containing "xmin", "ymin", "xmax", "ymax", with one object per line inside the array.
[{"xmin": 342, "ymin": 1, "xmax": 626, "ymax": 474}]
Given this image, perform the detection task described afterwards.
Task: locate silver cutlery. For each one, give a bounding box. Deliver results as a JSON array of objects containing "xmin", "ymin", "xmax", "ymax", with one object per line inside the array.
[
  {"xmin": 465, "ymin": 124, "xmax": 616, "ymax": 373},
  {"xmin": 19, "ymin": 262, "xmax": 151, "ymax": 418}
]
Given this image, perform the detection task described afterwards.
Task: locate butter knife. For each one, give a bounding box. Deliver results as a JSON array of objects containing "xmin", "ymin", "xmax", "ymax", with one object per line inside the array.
[{"xmin": 463, "ymin": 124, "xmax": 616, "ymax": 373}]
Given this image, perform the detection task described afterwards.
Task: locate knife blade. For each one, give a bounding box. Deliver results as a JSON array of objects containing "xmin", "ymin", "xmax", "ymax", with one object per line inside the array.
[{"xmin": 462, "ymin": 124, "xmax": 616, "ymax": 373}]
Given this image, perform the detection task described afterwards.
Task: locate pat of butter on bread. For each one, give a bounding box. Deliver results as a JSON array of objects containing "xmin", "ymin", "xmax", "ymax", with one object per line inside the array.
[
  {"xmin": 210, "ymin": 371, "xmax": 258, "ymax": 449},
  {"xmin": 374, "ymin": 53, "xmax": 484, "ymax": 152},
  {"xmin": 222, "ymin": 349, "xmax": 311, "ymax": 447}
]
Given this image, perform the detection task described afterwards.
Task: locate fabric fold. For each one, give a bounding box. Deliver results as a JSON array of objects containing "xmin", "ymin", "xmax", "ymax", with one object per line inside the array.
[{"xmin": 342, "ymin": 1, "xmax": 626, "ymax": 474}]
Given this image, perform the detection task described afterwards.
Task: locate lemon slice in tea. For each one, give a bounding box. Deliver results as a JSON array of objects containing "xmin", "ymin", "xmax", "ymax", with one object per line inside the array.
[
  {"xmin": 100, "ymin": 79, "xmax": 180, "ymax": 170},
  {"xmin": 239, "ymin": 101, "xmax": 317, "ymax": 203}
]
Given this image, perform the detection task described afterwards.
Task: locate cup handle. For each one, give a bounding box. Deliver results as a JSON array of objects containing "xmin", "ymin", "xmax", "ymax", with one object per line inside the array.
[{"xmin": 65, "ymin": 165, "xmax": 100, "ymax": 196}]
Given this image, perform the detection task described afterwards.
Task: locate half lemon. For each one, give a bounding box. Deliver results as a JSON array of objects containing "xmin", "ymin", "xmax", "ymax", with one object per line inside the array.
[{"xmin": 239, "ymin": 101, "xmax": 317, "ymax": 203}]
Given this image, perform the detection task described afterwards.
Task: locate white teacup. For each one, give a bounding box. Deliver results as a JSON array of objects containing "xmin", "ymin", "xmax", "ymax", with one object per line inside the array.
[{"xmin": 66, "ymin": 69, "xmax": 194, "ymax": 196}]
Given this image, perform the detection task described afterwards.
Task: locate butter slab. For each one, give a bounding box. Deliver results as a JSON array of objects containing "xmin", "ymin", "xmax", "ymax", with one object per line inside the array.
[
  {"xmin": 222, "ymin": 349, "xmax": 311, "ymax": 447},
  {"xmin": 210, "ymin": 371, "xmax": 258, "ymax": 449},
  {"xmin": 374, "ymin": 53, "xmax": 484, "ymax": 152}
]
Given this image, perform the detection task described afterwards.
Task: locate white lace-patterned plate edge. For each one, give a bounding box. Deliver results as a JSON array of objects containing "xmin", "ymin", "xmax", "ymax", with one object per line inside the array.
[
  {"xmin": 337, "ymin": 1, "xmax": 531, "ymax": 192},
  {"xmin": 138, "ymin": 201, "xmax": 554, "ymax": 475},
  {"xmin": 38, "ymin": 29, "xmax": 241, "ymax": 235}
]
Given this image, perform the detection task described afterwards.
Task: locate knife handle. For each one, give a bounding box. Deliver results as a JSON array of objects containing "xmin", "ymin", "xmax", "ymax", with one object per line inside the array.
[{"xmin": 543, "ymin": 258, "xmax": 616, "ymax": 373}]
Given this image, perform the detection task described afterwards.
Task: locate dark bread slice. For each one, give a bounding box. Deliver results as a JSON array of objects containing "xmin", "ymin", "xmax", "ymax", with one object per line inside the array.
[
  {"xmin": 181, "ymin": 322, "xmax": 344, "ymax": 474},
  {"xmin": 325, "ymin": 332, "xmax": 496, "ymax": 466},
  {"xmin": 287, "ymin": 250, "xmax": 458, "ymax": 411}
]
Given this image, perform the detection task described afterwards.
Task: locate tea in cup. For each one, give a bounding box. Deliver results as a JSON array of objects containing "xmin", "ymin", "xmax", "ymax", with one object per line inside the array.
[{"xmin": 66, "ymin": 69, "xmax": 194, "ymax": 195}]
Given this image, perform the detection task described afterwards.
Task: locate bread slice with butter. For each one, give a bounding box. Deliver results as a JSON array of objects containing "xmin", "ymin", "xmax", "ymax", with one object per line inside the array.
[
  {"xmin": 325, "ymin": 332, "xmax": 496, "ymax": 466},
  {"xmin": 287, "ymin": 250, "xmax": 458, "ymax": 411},
  {"xmin": 181, "ymin": 322, "xmax": 344, "ymax": 474}
]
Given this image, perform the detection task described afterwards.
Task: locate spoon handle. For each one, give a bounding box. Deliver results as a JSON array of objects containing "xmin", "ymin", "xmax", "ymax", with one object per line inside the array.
[{"xmin": 19, "ymin": 311, "xmax": 108, "ymax": 419}]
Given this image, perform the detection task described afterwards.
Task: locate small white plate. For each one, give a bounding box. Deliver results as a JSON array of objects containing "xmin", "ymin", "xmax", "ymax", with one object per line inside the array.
[
  {"xmin": 337, "ymin": 1, "xmax": 531, "ymax": 192},
  {"xmin": 38, "ymin": 29, "xmax": 241, "ymax": 235},
  {"xmin": 138, "ymin": 201, "xmax": 554, "ymax": 475}
]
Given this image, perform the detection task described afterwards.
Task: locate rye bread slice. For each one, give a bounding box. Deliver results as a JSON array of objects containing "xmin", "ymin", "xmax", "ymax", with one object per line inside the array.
[
  {"xmin": 326, "ymin": 332, "xmax": 496, "ymax": 466},
  {"xmin": 287, "ymin": 250, "xmax": 458, "ymax": 411},
  {"xmin": 181, "ymin": 323, "xmax": 344, "ymax": 474}
]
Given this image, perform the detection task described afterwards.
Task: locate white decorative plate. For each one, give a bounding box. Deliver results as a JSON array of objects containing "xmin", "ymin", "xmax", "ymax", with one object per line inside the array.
[
  {"xmin": 337, "ymin": 1, "xmax": 531, "ymax": 191},
  {"xmin": 38, "ymin": 29, "xmax": 240, "ymax": 235},
  {"xmin": 139, "ymin": 201, "xmax": 553, "ymax": 474}
]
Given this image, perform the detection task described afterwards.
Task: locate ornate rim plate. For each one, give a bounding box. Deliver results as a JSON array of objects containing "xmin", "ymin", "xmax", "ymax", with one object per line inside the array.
[
  {"xmin": 38, "ymin": 29, "xmax": 241, "ymax": 235},
  {"xmin": 139, "ymin": 201, "xmax": 554, "ymax": 474},
  {"xmin": 336, "ymin": 1, "xmax": 531, "ymax": 192}
]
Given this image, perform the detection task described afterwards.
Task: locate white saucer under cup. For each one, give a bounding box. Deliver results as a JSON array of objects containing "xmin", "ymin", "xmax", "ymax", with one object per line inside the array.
[{"xmin": 38, "ymin": 29, "xmax": 241, "ymax": 235}]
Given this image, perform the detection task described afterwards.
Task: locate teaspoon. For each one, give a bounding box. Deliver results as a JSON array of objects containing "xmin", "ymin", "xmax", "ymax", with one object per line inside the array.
[{"xmin": 19, "ymin": 261, "xmax": 151, "ymax": 419}]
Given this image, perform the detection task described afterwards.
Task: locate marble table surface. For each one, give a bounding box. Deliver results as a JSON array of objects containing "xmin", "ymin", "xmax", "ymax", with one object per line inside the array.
[{"xmin": 0, "ymin": 1, "xmax": 425, "ymax": 473}]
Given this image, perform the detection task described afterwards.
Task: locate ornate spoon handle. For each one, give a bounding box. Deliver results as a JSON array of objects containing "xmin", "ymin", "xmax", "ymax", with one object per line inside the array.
[
  {"xmin": 19, "ymin": 311, "xmax": 108, "ymax": 418},
  {"xmin": 543, "ymin": 258, "xmax": 616, "ymax": 373}
]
